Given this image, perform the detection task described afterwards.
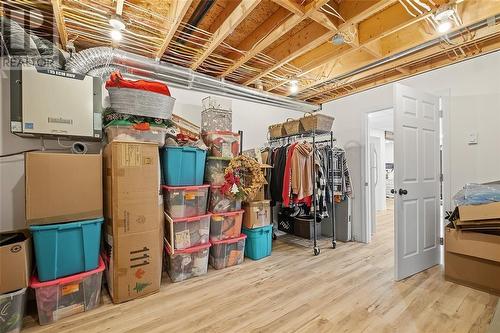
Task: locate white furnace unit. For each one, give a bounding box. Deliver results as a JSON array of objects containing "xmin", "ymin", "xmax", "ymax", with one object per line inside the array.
[{"xmin": 10, "ymin": 66, "xmax": 102, "ymax": 140}]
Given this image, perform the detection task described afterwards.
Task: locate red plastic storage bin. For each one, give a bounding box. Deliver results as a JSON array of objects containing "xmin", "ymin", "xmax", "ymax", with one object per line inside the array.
[
  {"xmin": 165, "ymin": 213, "xmax": 211, "ymax": 251},
  {"xmin": 165, "ymin": 243, "xmax": 210, "ymax": 282},
  {"xmin": 209, "ymin": 234, "xmax": 246, "ymax": 270},
  {"xmin": 30, "ymin": 257, "xmax": 105, "ymax": 325},
  {"xmin": 209, "ymin": 186, "xmax": 242, "ymax": 213},
  {"xmin": 209, "ymin": 210, "xmax": 244, "ymax": 242},
  {"xmin": 162, "ymin": 184, "xmax": 209, "ymax": 218}
]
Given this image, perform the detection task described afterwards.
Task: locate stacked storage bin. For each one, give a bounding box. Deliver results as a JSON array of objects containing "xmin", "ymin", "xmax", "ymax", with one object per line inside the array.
[
  {"xmin": 201, "ymin": 96, "xmax": 247, "ymax": 270},
  {"xmin": 24, "ymin": 152, "xmax": 105, "ymax": 325},
  {"xmin": 242, "ymin": 200, "xmax": 273, "ymax": 260},
  {"xmin": 162, "ymin": 150, "xmax": 211, "ymax": 282}
]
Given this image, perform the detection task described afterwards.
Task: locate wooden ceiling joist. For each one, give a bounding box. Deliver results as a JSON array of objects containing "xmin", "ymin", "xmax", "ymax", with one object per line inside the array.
[
  {"xmin": 191, "ymin": 0, "xmax": 261, "ymax": 70},
  {"xmin": 115, "ymin": 0, "xmax": 125, "ymax": 16},
  {"xmin": 221, "ymin": 0, "xmax": 331, "ymax": 77},
  {"xmin": 155, "ymin": 0, "xmax": 193, "ymax": 60},
  {"xmin": 50, "ymin": 0, "xmax": 67, "ymax": 50}
]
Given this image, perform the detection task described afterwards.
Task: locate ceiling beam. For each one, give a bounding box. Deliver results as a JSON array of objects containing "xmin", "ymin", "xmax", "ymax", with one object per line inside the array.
[
  {"xmin": 50, "ymin": 0, "xmax": 68, "ymax": 50},
  {"xmin": 155, "ymin": 0, "xmax": 193, "ymax": 60},
  {"xmin": 301, "ymin": 12, "xmax": 500, "ymax": 101},
  {"xmin": 115, "ymin": 0, "xmax": 125, "ymax": 16},
  {"xmin": 191, "ymin": 0, "xmax": 261, "ymax": 70},
  {"xmin": 221, "ymin": 0, "xmax": 331, "ymax": 77}
]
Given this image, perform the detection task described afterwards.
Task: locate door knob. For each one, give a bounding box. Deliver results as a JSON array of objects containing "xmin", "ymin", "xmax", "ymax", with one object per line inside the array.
[
  {"xmin": 399, "ymin": 189, "xmax": 408, "ymax": 195},
  {"xmin": 390, "ymin": 189, "xmax": 396, "ymax": 194}
]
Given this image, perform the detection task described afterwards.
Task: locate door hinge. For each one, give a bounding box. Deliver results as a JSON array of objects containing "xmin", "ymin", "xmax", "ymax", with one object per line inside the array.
[
  {"xmin": 439, "ymin": 237, "xmax": 444, "ymax": 245},
  {"xmin": 440, "ymin": 173, "xmax": 444, "ymax": 182},
  {"xmin": 439, "ymin": 110, "xmax": 444, "ymax": 118}
]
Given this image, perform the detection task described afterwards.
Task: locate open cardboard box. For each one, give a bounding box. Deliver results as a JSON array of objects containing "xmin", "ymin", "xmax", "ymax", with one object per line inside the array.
[
  {"xmin": 457, "ymin": 180, "xmax": 500, "ymax": 221},
  {"xmin": 445, "ymin": 225, "xmax": 500, "ymax": 296},
  {"xmin": 0, "ymin": 230, "xmax": 32, "ymax": 294}
]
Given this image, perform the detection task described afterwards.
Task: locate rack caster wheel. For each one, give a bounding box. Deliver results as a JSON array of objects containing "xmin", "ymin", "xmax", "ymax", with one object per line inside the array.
[
  {"xmin": 272, "ymin": 233, "xmax": 277, "ymax": 240},
  {"xmin": 313, "ymin": 247, "xmax": 320, "ymax": 256},
  {"xmin": 332, "ymin": 241, "xmax": 337, "ymax": 249}
]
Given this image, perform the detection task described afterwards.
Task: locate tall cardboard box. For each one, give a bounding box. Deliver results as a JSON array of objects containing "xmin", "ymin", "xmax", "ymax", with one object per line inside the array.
[
  {"xmin": 103, "ymin": 142, "xmax": 163, "ymax": 304},
  {"xmin": 25, "ymin": 152, "xmax": 103, "ymax": 225},
  {"xmin": 445, "ymin": 226, "xmax": 500, "ymax": 296},
  {"xmin": 0, "ymin": 231, "xmax": 32, "ymax": 294}
]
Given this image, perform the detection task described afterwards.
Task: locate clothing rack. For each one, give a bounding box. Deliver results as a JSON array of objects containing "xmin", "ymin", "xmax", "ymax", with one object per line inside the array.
[{"xmin": 268, "ymin": 130, "xmax": 337, "ymax": 256}]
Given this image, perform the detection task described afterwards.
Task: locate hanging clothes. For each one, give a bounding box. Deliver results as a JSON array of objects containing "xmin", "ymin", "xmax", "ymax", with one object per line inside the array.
[
  {"xmin": 291, "ymin": 142, "xmax": 313, "ymax": 200},
  {"xmin": 332, "ymin": 148, "xmax": 352, "ymax": 198}
]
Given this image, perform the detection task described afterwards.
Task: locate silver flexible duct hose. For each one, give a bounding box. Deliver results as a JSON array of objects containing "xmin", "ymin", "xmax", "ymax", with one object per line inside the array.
[{"xmin": 65, "ymin": 47, "xmax": 320, "ymax": 112}]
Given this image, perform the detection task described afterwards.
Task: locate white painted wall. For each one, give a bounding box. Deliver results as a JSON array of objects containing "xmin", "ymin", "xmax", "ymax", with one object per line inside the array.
[
  {"xmin": 0, "ymin": 74, "xmax": 302, "ymax": 232},
  {"xmin": 321, "ymin": 50, "xmax": 500, "ymax": 242},
  {"xmin": 385, "ymin": 141, "xmax": 394, "ymax": 164}
]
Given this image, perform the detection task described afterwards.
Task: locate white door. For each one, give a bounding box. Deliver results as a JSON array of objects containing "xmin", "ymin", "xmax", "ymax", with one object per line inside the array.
[{"xmin": 394, "ymin": 84, "xmax": 440, "ymax": 281}]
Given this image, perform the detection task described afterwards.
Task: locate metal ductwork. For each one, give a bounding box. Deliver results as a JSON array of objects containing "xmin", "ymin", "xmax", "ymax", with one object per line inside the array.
[{"xmin": 65, "ymin": 47, "xmax": 320, "ymax": 113}]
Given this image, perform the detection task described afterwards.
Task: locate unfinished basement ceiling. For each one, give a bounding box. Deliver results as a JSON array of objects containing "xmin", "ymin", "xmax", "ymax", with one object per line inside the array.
[{"xmin": 2, "ymin": 0, "xmax": 500, "ymax": 105}]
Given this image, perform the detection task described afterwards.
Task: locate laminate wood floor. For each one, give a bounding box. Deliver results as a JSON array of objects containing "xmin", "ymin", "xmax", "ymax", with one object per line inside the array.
[{"xmin": 24, "ymin": 201, "xmax": 498, "ymax": 332}]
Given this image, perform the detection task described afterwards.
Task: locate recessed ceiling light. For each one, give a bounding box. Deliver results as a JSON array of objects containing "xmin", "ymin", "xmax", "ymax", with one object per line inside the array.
[
  {"xmin": 110, "ymin": 29, "xmax": 123, "ymax": 42},
  {"xmin": 109, "ymin": 15, "xmax": 126, "ymax": 31}
]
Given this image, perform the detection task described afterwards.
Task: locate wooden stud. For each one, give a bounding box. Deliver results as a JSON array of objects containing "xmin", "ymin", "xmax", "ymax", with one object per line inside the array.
[
  {"xmin": 221, "ymin": 0, "xmax": 331, "ymax": 77},
  {"xmin": 50, "ymin": 0, "xmax": 68, "ymax": 50},
  {"xmin": 155, "ymin": 0, "xmax": 194, "ymax": 60},
  {"xmin": 191, "ymin": 0, "xmax": 261, "ymax": 70}
]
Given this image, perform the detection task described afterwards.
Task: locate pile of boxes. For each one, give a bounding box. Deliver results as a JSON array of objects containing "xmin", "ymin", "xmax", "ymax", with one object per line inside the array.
[
  {"xmin": 445, "ymin": 182, "xmax": 500, "ymax": 296},
  {"xmin": 25, "ymin": 152, "xmax": 104, "ymax": 326}
]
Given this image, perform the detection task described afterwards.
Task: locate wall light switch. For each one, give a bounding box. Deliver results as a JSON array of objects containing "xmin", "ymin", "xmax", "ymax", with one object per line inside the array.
[{"xmin": 468, "ymin": 132, "xmax": 478, "ymax": 145}]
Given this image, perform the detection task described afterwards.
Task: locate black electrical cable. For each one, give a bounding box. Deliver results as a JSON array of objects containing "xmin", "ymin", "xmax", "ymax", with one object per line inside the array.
[{"xmin": 0, "ymin": 149, "xmax": 40, "ymax": 158}]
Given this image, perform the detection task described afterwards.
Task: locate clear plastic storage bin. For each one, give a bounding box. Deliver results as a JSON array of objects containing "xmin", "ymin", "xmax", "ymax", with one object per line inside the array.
[
  {"xmin": 204, "ymin": 157, "xmax": 230, "ymax": 185},
  {"xmin": 165, "ymin": 243, "xmax": 210, "ymax": 282},
  {"xmin": 105, "ymin": 125, "xmax": 167, "ymax": 146},
  {"xmin": 209, "ymin": 186, "xmax": 242, "ymax": 213},
  {"xmin": 202, "ymin": 131, "xmax": 240, "ymax": 158},
  {"xmin": 30, "ymin": 257, "xmax": 104, "ymax": 325},
  {"xmin": 209, "ymin": 234, "xmax": 246, "ymax": 270},
  {"xmin": 165, "ymin": 213, "xmax": 211, "ymax": 251},
  {"xmin": 0, "ymin": 288, "xmax": 27, "ymax": 333},
  {"xmin": 162, "ymin": 185, "xmax": 209, "ymax": 219},
  {"xmin": 202, "ymin": 96, "xmax": 232, "ymax": 112},
  {"xmin": 210, "ymin": 210, "xmax": 244, "ymax": 242}
]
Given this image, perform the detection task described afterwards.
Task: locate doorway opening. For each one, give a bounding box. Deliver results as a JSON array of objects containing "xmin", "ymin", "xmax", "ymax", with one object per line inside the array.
[{"xmin": 367, "ymin": 109, "xmax": 395, "ymax": 245}]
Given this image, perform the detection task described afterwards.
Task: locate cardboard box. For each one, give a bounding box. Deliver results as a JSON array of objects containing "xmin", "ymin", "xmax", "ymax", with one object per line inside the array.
[
  {"xmin": 103, "ymin": 142, "xmax": 163, "ymax": 303},
  {"xmin": 0, "ymin": 230, "xmax": 32, "ymax": 294},
  {"xmin": 458, "ymin": 202, "xmax": 500, "ymax": 222},
  {"xmin": 445, "ymin": 227, "xmax": 500, "ymax": 296},
  {"xmin": 25, "ymin": 152, "xmax": 102, "ymax": 225},
  {"xmin": 243, "ymin": 200, "xmax": 271, "ymax": 229}
]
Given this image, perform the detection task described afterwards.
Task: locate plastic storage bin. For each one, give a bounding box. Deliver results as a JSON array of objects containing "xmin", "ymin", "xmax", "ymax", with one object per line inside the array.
[
  {"xmin": 161, "ymin": 147, "xmax": 207, "ymax": 186},
  {"xmin": 202, "ymin": 131, "xmax": 240, "ymax": 158},
  {"xmin": 209, "ymin": 210, "xmax": 244, "ymax": 242},
  {"xmin": 162, "ymin": 185, "xmax": 209, "ymax": 218},
  {"xmin": 165, "ymin": 243, "xmax": 210, "ymax": 282},
  {"xmin": 29, "ymin": 218, "xmax": 103, "ymax": 282},
  {"xmin": 165, "ymin": 213, "xmax": 211, "ymax": 251},
  {"xmin": 31, "ymin": 257, "xmax": 105, "ymax": 325},
  {"xmin": 204, "ymin": 157, "xmax": 230, "ymax": 185},
  {"xmin": 105, "ymin": 125, "xmax": 167, "ymax": 146},
  {"xmin": 293, "ymin": 217, "xmax": 321, "ymax": 239},
  {"xmin": 209, "ymin": 186, "xmax": 242, "ymax": 213},
  {"xmin": 209, "ymin": 234, "xmax": 246, "ymax": 270},
  {"xmin": 242, "ymin": 200, "xmax": 271, "ymax": 229},
  {"xmin": 242, "ymin": 225, "xmax": 272, "ymax": 260},
  {"xmin": 0, "ymin": 288, "xmax": 27, "ymax": 333}
]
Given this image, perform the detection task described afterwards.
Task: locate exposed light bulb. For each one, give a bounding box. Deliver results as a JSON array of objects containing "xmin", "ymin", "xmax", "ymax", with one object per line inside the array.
[
  {"xmin": 289, "ymin": 80, "xmax": 299, "ymax": 94},
  {"xmin": 110, "ymin": 29, "xmax": 122, "ymax": 42},
  {"xmin": 437, "ymin": 20, "xmax": 452, "ymax": 33},
  {"xmin": 109, "ymin": 15, "xmax": 126, "ymax": 30},
  {"xmin": 332, "ymin": 33, "xmax": 345, "ymax": 45}
]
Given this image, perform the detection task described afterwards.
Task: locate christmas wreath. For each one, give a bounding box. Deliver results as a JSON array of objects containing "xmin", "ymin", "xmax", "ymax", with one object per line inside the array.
[{"xmin": 221, "ymin": 155, "xmax": 266, "ymax": 201}]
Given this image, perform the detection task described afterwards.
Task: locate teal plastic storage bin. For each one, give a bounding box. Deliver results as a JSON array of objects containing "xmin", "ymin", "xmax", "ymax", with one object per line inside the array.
[
  {"xmin": 161, "ymin": 147, "xmax": 207, "ymax": 186},
  {"xmin": 30, "ymin": 218, "xmax": 103, "ymax": 282},
  {"xmin": 242, "ymin": 225, "xmax": 272, "ymax": 260}
]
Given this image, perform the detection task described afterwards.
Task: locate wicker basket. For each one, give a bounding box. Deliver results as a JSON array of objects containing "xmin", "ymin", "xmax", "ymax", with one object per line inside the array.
[
  {"xmin": 268, "ymin": 123, "xmax": 285, "ymax": 139},
  {"xmin": 283, "ymin": 118, "xmax": 302, "ymax": 136},
  {"xmin": 299, "ymin": 113, "xmax": 335, "ymax": 133}
]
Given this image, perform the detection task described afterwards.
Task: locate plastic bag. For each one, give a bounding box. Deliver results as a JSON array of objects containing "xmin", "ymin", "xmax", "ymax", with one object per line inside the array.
[{"xmin": 453, "ymin": 183, "xmax": 500, "ymax": 206}]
